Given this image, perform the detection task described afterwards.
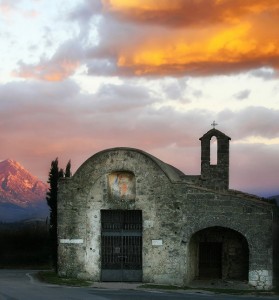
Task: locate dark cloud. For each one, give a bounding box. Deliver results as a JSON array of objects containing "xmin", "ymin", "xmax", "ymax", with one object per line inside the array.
[
  {"xmin": 86, "ymin": 59, "xmax": 119, "ymax": 76},
  {"xmin": 103, "ymin": 0, "xmax": 279, "ymax": 27},
  {"xmin": 230, "ymin": 143, "xmax": 279, "ymax": 196},
  {"xmin": 69, "ymin": 0, "xmax": 102, "ymax": 23},
  {"xmin": 14, "ymin": 38, "xmax": 84, "ymax": 81},
  {"xmin": 249, "ymin": 67, "xmax": 279, "ymax": 80},
  {"xmin": 0, "ymin": 80, "xmax": 80, "ymax": 107},
  {"xmin": 92, "ymin": 83, "xmax": 155, "ymax": 112},
  {"xmin": 218, "ymin": 106, "xmax": 279, "ymax": 139},
  {"xmin": 161, "ymin": 78, "xmax": 188, "ymax": 100},
  {"xmin": 233, "ymin": 89, "xmax": 251, "ymax": 100}
]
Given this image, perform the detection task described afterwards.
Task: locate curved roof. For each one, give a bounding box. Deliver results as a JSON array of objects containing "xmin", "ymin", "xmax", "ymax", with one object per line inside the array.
[{"xmin": 74, "ymin": 147, "xmax": 184, "ymax": 183}]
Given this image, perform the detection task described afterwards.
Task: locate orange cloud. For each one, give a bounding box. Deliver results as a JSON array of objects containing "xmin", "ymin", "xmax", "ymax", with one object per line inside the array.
[
  {"xmin": 102, "ymin": 0, "xmax": 279, "ymax": 27},
  {"xmin": 100, "ymin": 0, "xmax": 279, "ymax": 76},
  {"xmin": 15, "ymin": 59, "xmax": 80, "ymax": 82}
]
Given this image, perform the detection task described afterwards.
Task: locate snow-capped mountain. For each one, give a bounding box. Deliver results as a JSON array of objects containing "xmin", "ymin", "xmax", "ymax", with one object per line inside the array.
[{"xmin": 0, "ymin": 159, "xmax": 49, "ymax": 222}]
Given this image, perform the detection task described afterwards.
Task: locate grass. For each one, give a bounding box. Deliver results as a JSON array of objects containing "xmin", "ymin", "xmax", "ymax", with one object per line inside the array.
[{"xmin": 37, "ymin": 270, "xmax": 93, "ymax": 287}]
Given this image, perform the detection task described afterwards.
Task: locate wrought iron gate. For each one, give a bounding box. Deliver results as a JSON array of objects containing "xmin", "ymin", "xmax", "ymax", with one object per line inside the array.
[{"xmin": 101, "ymin": 210, "xmax": 142, "ymax": 282}]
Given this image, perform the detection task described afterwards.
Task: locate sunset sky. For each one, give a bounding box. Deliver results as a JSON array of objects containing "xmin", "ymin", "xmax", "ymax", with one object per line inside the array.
[{"xmin": 0, "ymin": 0, "xmax": 279, "ymax": 197}]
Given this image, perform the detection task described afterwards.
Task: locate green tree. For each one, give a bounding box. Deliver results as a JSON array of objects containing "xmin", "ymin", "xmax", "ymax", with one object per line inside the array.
[
  {"xmin": 65, "ymin": 160, "xmax": 71, "ymax": 178},
  {"xmin": 46, "ymin": 158, "xmax": 64, "ymax": 272},
  {"xmin": 59, "ymin": 168, "xmax": 64, "ymax": 178}
]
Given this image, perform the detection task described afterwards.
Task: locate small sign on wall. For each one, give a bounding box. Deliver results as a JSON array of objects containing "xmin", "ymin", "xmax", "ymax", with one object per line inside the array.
[
  {"xmin": 152, "ymin": 239, "xmax": 163, "ymax": 246},
  {"xmin": 60, "ymin": 239, "xmax": 83, "ymax": 244}
]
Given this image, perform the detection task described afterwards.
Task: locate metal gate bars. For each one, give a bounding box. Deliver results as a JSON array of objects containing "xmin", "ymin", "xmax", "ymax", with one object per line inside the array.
[{"xmin": 101, "ymin": 210, "xmax": 142, "ymax": 282}]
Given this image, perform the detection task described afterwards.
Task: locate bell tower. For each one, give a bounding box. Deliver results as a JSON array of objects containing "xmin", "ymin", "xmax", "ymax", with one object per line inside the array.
[{"xmin": 199, "ymin": 123, "xmax": 231, "ymax": 190}]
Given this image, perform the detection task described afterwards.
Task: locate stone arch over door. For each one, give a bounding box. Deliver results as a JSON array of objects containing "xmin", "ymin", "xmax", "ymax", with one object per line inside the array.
[{"xmin": 186, "ymin": 226, "xmax": 249, "ymax": 282}]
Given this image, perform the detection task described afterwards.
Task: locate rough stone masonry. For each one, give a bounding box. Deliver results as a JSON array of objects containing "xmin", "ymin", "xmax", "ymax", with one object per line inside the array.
[{"xmin": 57, "ymin": 128, "xmax": 279, "ymax": 290}]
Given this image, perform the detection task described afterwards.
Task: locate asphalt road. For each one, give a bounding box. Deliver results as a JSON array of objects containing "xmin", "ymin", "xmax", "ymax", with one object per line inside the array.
[{"xmin": 0, "ymin": 270, "xmax": 277, "ymax": 300}]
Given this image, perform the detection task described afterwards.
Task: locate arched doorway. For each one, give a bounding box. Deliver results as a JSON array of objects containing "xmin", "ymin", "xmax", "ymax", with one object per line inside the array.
[{"xmin": 189, "ymin": 227, "xmax": 249, "ymax": 281}]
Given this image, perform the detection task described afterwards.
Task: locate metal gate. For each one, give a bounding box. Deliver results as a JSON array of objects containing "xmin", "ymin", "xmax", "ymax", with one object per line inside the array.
[
  {"xmin": 199, "ymin": 242, "xmax": 222, "ymax": 278},
  {"xmin": 101, "ymin": 210, "xmax": 142, "ymax": 282}
]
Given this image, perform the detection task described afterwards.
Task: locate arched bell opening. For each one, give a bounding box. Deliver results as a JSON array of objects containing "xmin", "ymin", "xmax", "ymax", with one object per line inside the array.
[{"xmin": 210, "ymin": 136, "xmax": 218, "ymax": 165}]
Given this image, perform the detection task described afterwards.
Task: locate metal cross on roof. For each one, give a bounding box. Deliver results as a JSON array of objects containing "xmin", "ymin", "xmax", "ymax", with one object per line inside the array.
[{"xmin": 211, "ymin": 120, "xmax": 218, "ymax": 129}]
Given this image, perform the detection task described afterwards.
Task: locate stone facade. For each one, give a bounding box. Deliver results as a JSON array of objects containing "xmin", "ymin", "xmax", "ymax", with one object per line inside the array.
[{"xmin": 57, "ymin": 129, "xmax": 278, "ymax": 290}]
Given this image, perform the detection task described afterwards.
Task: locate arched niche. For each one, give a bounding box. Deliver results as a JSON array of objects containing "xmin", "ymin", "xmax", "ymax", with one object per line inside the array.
[{"xmin": 187, "ymin": 226, "xmax": 249, "ymax": 281}]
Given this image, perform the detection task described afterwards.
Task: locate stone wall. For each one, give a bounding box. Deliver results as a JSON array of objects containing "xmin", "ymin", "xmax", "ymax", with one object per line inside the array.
[
  {"xmin": 178, "ymin": 189, "xmax": 274, "ymax": 289},
  {"xmin": 57, "ymin": 147, "xmax": 276, "ymax": 290}
]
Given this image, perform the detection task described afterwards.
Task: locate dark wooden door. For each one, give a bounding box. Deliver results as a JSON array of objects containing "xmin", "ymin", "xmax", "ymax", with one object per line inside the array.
[
  {"xmin": 199, "ymin": 242, "xmax": 222, "ymax": 278},
  {"xmin": 101, "ymin": 210, "xmax": 142, "ymax": 282}
]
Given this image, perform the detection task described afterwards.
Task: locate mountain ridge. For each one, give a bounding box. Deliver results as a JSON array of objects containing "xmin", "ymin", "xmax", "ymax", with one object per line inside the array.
[{"xmin": 0, "ymin": 159, "xmax": 49, "ymax": 222}]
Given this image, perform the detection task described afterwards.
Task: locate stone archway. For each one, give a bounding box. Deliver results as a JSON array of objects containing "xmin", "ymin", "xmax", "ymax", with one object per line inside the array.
[{"xmin": 188, "ymin": 226, "xmax": 249, "ymax": 281}]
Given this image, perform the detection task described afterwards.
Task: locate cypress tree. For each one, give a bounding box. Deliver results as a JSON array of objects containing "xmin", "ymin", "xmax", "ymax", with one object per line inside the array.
[
  {"xmin": 65, "ymin": 160, "xmax": 71, "ymax": 178},
  {"xmin": 46, "ymin": 158, "xmax": 63, "ymax": 272}
]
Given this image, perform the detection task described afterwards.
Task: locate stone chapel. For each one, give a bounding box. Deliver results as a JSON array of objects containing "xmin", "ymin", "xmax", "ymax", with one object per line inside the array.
[{"xmin": 57, "ymin": 128, "xmax": 279, "ymax": 290}]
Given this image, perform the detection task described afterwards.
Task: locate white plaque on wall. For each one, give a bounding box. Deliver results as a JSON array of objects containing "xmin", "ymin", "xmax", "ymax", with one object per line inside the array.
[
  {"xmin": 152, "ymin": 239, "xmax": 163, "ymax": 246},
  {"xmin": 60, "ymin": 239, "xmax": 83, "ymax": 244}
]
